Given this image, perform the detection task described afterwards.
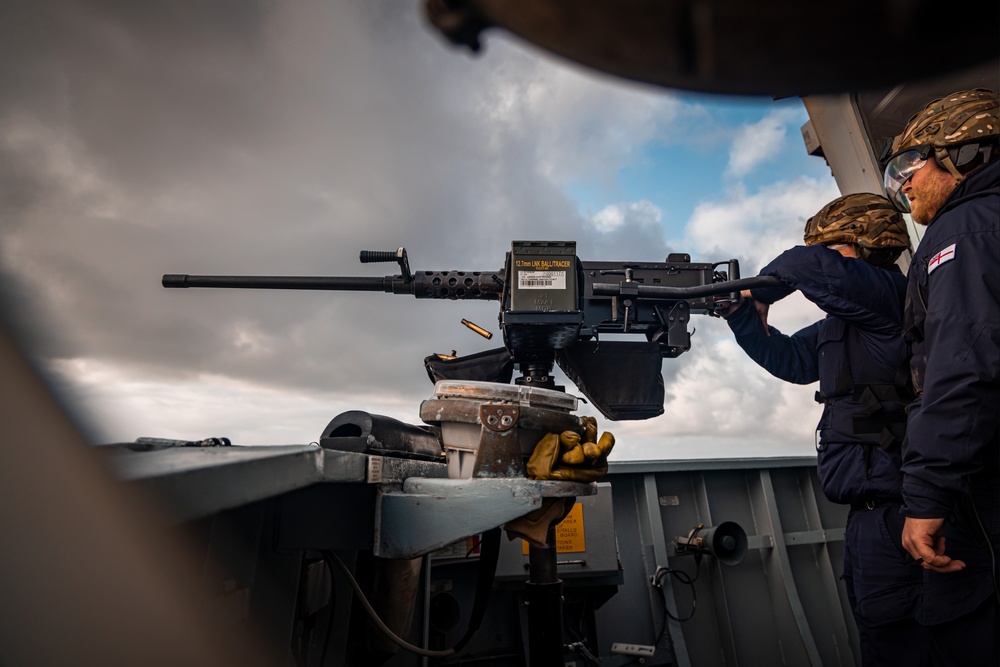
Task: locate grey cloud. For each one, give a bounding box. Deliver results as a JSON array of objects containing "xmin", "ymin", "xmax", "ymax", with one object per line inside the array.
[
  {"xmin": 578, "ymin": 206, "xmax": 671, "ymax": 263},
  {"xmin": 0, "ymin": 0, "xmax": 825, "ymax": 453},
  {"xmin": 0, "ymin": 0, "xmax": 611, "ymax": 406}
]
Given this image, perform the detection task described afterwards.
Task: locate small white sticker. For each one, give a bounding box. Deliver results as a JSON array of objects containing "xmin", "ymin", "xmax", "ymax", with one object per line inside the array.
[
  {"xmin": 927, "ymin": 243, "xmax": 956, "ymax": 274},
  {"xmin": 367, "ymin": 455, "xmax": 383, "ymax": 483},
  {"xmin": 518, "ymin": 270, "xmax": 566, "ymax": 290}
]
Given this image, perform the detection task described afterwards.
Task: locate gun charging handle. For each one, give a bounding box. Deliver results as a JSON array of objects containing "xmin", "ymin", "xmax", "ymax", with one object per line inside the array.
[
  {"xmin": 360, "ymin": 247, "xmax": 412, "ymax": 283},
  {"xmin": 600, "ymin": 266, "xmax": 639, "ymax": 332}
]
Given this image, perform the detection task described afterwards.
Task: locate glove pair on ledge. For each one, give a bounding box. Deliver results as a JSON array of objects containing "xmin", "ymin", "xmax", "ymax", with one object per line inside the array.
[
  {"xmin": 525, "ymin": 416, "xmax": 615, "ymax": 483},
  {"xmin": 506, "ymin": 417, "xmax": 615, "ymax": 547}
]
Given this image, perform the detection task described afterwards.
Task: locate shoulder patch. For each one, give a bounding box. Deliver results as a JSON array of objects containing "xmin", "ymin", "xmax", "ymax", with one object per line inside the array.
[{"xmin": 927, "ymin": 243, "xmax": 956, "ymax": 274}]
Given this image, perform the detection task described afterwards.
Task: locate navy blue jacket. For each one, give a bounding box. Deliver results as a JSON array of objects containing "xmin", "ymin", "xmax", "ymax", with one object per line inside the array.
[
  {"xmin": 727, "ymin": 245, "xmax": 909, "ymax": 505},
  {"xmin": 902, "ymin": 159, "xmax": 1000, "ymax": 520}
]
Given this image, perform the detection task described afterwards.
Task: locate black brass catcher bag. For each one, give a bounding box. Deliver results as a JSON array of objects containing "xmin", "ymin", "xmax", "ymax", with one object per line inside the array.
[
  {"xmin": 424, "ymin": 344, "xmax": 664, "ymax": 421},
  {"xmin": 423, "ymin": 347, "xmax": 514, "ymax": 384},
  {"xmin": 557, "ymin": 341, "xmax": 665, "ymax": 420}
]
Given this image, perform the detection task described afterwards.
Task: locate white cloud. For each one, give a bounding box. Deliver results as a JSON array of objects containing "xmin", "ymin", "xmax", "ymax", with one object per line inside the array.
[
  {"xmin": 575, "ymin": 173, "xmax": 845, "ymax": 460},
  {"xmin": 657, "ymin": 336, "xmax": 821, "ymax": 442},
  {"xmin": 551, "ymin": 170, "xmax": 837, "ymax": 459},
  {"xmin": 552, "ymin": 319, "xmax": 824, "ymax": 462},
  {"xmin": 682, "ymin": 176, "xmax": 841, "ymax": 271},
  {"xmin": 49, "ymin": 358, "xmax": 421, "ymax": 446},
  {"xmin": 589, "ymin": 200, "xmax": 661, "ymax": 233},
  {"xmin": 724, "ymin": 107, "xmax": 805, "ymax": 179},
  {"xmin": 479, "ymin": 52, "xmax": 685, "ymax": 186}
]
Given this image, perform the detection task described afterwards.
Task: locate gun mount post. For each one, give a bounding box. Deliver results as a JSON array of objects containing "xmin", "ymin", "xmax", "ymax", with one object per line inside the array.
[{"xmin": 526, "ymin": 525, "xmax": 565, "ymax": 665}]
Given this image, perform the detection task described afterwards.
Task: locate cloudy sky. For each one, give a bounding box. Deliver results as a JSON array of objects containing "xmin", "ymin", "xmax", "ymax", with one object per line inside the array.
[{"xmin": 1, "ymin": 0, "xmax": 844, "ymax": 460}]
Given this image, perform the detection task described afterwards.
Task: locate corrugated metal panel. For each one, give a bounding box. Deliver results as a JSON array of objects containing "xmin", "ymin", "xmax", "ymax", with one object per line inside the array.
[{"xmin": 595, "ymin": 461, "xmax": 858, "ymax": 666}]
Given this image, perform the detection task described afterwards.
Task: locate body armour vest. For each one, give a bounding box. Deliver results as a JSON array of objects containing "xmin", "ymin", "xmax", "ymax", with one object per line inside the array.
[{"xmin": 814, "ymin": 317, "xmax": 910, "ymax": 449}]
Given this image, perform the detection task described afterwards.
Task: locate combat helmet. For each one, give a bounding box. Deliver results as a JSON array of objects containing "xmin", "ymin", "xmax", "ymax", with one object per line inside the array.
[
  {"xmin": 883, "ymin": 88, "xmax": 998, "ymax": 211},
  {"xmin": 804, "ymin": 193, "xmax": 911, "ymax": 267}
]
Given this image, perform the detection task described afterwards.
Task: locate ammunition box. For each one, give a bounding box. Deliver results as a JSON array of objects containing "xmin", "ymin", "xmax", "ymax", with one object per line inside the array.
[{"xmin": 509, "ymin": 241, "xmax": 578, "ymax": 312}]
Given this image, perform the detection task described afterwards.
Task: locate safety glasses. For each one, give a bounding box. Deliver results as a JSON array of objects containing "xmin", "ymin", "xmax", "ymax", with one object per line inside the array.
[{"xmin": 883, "ymin": 144, "xmax": 933, "ymax": 212}]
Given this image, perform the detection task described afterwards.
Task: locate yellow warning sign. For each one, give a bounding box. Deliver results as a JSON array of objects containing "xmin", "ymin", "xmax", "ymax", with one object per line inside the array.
[{"xmin": 521, "ymin": 503, "xmax": 585, "ymax": 554}]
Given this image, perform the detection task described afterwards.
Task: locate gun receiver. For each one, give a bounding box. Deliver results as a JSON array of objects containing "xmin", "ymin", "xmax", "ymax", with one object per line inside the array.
[{"xmin": 163, "ymin": 241, "xmax": 781, "ymax": 420}]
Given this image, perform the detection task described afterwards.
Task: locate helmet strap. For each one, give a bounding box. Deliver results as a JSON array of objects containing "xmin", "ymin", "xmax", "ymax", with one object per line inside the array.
[
  {"xmin": 934, "ymin": 147, "xmax": 966, "ymax": 182},
  {"xmin": 948, "ymin": 142, "xmax": 996, "ymax": 170}
]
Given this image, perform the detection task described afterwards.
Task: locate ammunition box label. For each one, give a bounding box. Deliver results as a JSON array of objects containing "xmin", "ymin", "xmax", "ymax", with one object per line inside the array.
[
  {"xmin": 515, "ymin": 259, "xmax": 573, "ymax": 270},
  {"xmin": 517, "ymin": 270, "xmax": 567, "ymax": 290}
]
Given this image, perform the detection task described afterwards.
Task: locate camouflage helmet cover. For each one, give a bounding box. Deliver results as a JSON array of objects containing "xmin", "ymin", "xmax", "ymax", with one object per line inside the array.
[
  {"xmin": 804, "ymin": 193, "xmax": 911, "ymax": 251},
  {"xmin": 892, "ymin": 88, "xmax": 998, "ymax": 154}
]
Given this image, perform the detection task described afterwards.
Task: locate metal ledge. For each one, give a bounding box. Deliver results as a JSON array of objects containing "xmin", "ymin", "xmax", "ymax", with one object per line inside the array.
[
  {"xmin": 105, "ymin": 444, "xmax": 448, "ymax": 523},
  {"xmin": 374, "ymin": 477, "xmax": 596, "ymax": 559}
]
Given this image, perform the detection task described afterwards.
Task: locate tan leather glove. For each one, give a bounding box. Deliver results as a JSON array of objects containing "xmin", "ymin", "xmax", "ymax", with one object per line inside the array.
[
  {"xmin": 504, "ymin": 497, "xmax": 575, "ymax": 548},
  {"xmin": 526, "ymin": 417, "xmax": 615, "ymax": 482}
]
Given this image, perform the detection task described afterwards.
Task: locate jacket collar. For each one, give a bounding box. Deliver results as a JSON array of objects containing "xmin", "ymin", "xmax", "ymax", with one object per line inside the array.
[{"xmin": 931, "ymin": 158, "xmax": 1000, "ymax": 224}]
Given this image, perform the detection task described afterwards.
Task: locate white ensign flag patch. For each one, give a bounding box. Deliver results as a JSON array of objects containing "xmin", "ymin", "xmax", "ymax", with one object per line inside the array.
[{"xmin": 927, "ymin": 243, "xmax": 956, "ymax": 274}]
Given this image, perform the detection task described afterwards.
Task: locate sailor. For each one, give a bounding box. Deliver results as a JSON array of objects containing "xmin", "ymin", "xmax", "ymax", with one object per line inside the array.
[
  {"xmin": 721, "ymin": 193, "xmax": 930, "ymax": 666},
  {"xmin": 883, "ymin": 88, "xmax": 999, "ymax": 666}
]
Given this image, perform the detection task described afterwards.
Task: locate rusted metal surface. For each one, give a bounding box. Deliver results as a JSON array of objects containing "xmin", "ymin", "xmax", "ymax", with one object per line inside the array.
[
  {"xmin": 421, "ymin": 380, "xmax": 584, "ymax": 478},
  {"xmin": 420, "ymin": 397, "xmax": 582, "ymax": 435},
  {"xmin": 474, "ymin": 403, "xmax": 525, "ymax": 478}
]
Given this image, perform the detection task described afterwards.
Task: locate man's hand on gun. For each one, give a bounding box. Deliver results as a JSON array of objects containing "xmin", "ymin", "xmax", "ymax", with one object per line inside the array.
[
  {"xmin": 526, "ymin": 416, "xmax": 615, "ymax": 482},
  {"xmin": 717, "ymin": 289, "xmax": 771, "ymax": 334}
]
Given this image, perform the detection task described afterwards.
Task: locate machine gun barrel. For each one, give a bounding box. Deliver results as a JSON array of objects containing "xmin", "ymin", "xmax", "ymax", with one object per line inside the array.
[
  {"xmin": 162, "ymin": 271, "xmax": 505, "ymax": 300},
  {"xmin": 162, "ymin": 274, "xmax": 390, "ymax": 291},
  {"xmin": 592, "ymin": 275, "xmax": 784, "ymax": 300}
]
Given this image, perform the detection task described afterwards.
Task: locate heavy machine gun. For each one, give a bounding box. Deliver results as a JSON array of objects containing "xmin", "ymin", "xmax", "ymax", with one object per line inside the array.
[{"xmin": 164, "ymin": 240, "xmax": 781, "ymax": 420}]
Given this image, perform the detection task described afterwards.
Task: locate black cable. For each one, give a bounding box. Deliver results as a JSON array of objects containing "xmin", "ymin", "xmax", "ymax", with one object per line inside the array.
[
  {"xmin": 566, "ymin": 623, "xmax": 603, "ymax": 667},
  {"xmin": 568, "ymin": 604, "xmax": 590, "ymax": 655},
  {"xmin": 321, "ymin": 551, "xmax": 455, "ymax": 658},
  {"xmin": 970, "ymin": 501, "xmax": 1000, "ymax": 605},
  {"xmin": 652, "ymin": 562, "xmax": 699, "ymax": 623},
  {"xmin": 453, "ymin": 527, "xmax": 501, "ymax": 653},
  {"xmin": 320, "ymin": 553, "xmax": 339, "ymax": 667},
  {"xmin": 291, "ymin": 554, "xmax": 304, "ymax": 667},
  {"xmin": 566, "ymin": 640, "xmax": 602, "ymax": 666},
  {"xmin": 321, "ymin": 547, "xmax": 506, "ymax": 660}
]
